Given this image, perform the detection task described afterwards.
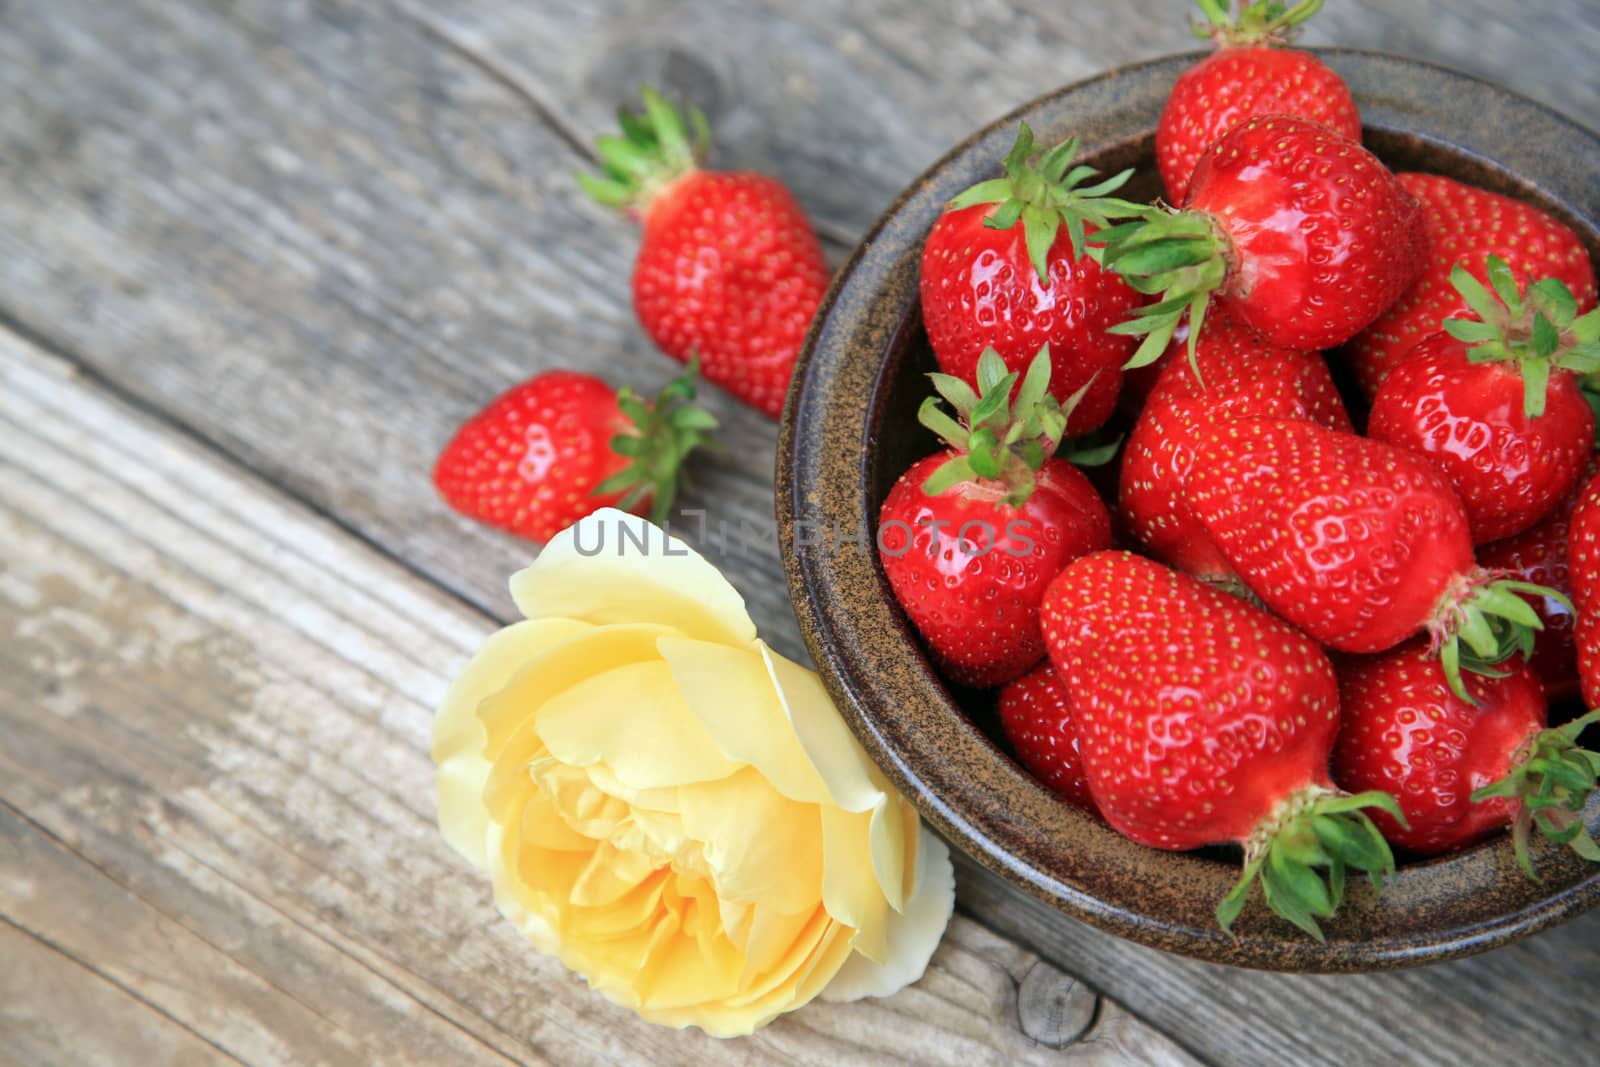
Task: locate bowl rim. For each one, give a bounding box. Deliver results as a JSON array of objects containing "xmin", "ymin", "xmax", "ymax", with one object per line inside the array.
[{"xmin": 777, "ymin": 47, "xmax": 1600, "ymax": 971}]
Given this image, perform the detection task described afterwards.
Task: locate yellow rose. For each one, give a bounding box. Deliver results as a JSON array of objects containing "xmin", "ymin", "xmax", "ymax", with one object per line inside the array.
[{"xmin": 433, "ymin": 509, "xmax": 954, "ymax": 1037}]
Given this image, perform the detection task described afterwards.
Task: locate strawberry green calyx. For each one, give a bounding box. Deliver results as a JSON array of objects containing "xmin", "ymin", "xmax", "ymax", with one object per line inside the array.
[
  {"xmin": 919, "ymin": 346, "xmax": 1080, "ymax": 507},
  {"xmin": 596, "ymin": 358, "xmax": 718, "ymax": 523},
  {"xmin": 1217, "ymin": 784, "xmax": 1404, "ymax": 941},
  {"xmin": 1192, "ymin": 0, "xmax": 1325, "ymax": 47},
  {"xmin": 577, "ymin": 86, "xmax": 710, "ymax": 213},
  {"xmin": 946, "ymin": 123, "xmax": 1150, "ymax": 284},
  {"xmin": 1097, "ymin": 209, "xmax": 1231, "ymax": 371},
  {"xmin": 1471, "ymin": 708, "xmax": 1600, "ymax": 880},
  {"xmin": 1427, "ymin": 568, "xmax": 1568, "ymax": 703},
  {"xmin": 1444, "ymin": 255, "xmax": 1600, "ymax": 418}
]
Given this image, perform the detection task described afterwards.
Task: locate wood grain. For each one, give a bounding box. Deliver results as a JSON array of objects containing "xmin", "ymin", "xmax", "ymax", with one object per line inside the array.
[
  {"xmin": 402, "ymin": 0, "xmax": 1600, "ymax": 240},
  {"xmin": 0, "ymin": 332, "xmax": 1198, "ymax": 1066},
  {"xmin": 0, "ymin": 0, "xmax": 805, "ymax": 661}
]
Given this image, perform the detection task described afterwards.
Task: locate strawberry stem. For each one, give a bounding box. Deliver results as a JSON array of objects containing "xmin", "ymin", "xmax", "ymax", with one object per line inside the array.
[
  {"xmin": 595, "ymin": 357, "xmax": 717, "ymax": 523},
  {"xmin": 1193, "ymin": 0, "xmax": 1325, "ymax": 46},
  {"xmin": 1470, "ymin": 708, "xmax": 1600, "ymax": 880},
  {"xmin": 919, "ymin": 346, "xmax": 1083, "ymax": 507},
  {"xmin": 1098, "ymin": 210, "xmax": 1231, "ymax": 373},
  {"xmin": 1444, "ymin": 255, "xmax": 1600, "ymax": 418},
  {"xmin": 577, "ymin": 86, "xmax": 711, "ymax": 214},
  {"xmin": 946, "ymin": 123, "xmax": 1150, "ymax": 284},
  {"xmin": 1218, "ymin": 784, "xmax": 1403, "ymax": 941},
  {"xmin": 1428, "ymin": 568, "xmax": 1568, "ymax": 703}
]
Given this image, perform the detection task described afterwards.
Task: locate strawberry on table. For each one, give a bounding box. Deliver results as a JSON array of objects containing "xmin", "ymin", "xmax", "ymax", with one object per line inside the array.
[
  {"xmin": 998, "ymin": 661, "xmax": 1097, "ymax": 812},
  {"xmin": 432, "ymin": 364, "xmax": 715, "ymax": 544},
  {"xmin": 1368, "ymin": 259, "xmax": 1600, "ymax": 543},
  {"xmin": 878, "ymin": 347, "xmax": 1112, "ymax": 689},
  {"xmin": 1158, "ymin": 0, "xmax": 1360, "ymax": 205},
  {"xmin": 920, "ymin": 124, "xmax": 1149, "ymax": 435},
  {"xmin": 1182, "ymin": 417, "xmax": 1561, "ymax": 698},
  {"xmin": 1334, "ymin": 642, "xmax": 1600, "ymax": 877},
  {"xmin": 1119, "ymin": 309, "xmax": 1350, "ymax": 580},
  {"xmin": 579, "ymin": 88, "xmax": 830, "ymax": 418},
  {"xmin": 1103, "ymin": 115, "xmax": 1426, "ymax": 362},
  {"xmin": 1348, "ymin": 173, "xmax": 1598, "ymax": 399},
  {"xmin": 1042, "ymin": 551, "xmax": 1403, "ymax": 939}
]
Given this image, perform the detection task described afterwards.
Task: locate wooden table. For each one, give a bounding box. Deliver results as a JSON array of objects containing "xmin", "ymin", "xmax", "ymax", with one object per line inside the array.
[{"xmin": 3, "ymin": 2, "xmax": 1598, "ymax": 1063}]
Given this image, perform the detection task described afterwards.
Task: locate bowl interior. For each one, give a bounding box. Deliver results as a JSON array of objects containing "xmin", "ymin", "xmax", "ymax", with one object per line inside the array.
[{"xmin": 783, "ymin": 50, "xmax": 1600, "ymax": 971}]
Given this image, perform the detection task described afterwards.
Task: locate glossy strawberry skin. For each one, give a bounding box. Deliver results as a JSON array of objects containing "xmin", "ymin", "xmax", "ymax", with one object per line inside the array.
[
  {"xmin": 634, "ymin": 171, "xmax": 829, "ymax": 418},
  {"xmin": 1348, "ymin": 173, "xmax": 1598, "ymax": 399},
  {"xmin": 1332, "ymin": 642, "xmax": 1545, "ymax": 855},
  {"xmin": 1569, "ymin": 468, "xmax": 1600, "ymax": 618},
  {"xmin": 879, "ymin": 455, "xmax": 1112, "ymax": 689},
  {"xmin": 433, "ymin": 372, "xmax": 635, "ymax": 544},
  {"xmin": 1570, "ymin": 470, "xmax": 1600, "ymax": 705},
  {"xmin": 1185, "ymin": 116, "xmax": 1426, "ymax": 351},
  {"xmin": 1184, "ymin": 418, "xmax": 1474, "ymax": 653},
  {"xmin": 998, "ymin": 661, "xmax": 1097, "ymax": 812},
  {"xmin": 920, "ymin": 204, "xmax": 1142, "ymax": 435},
  {"xmin": 1041, "ymin": 552, "xmax": 1340, "ymax": 849},
  {"xmin": 1157, "ymin": 46, "xmax": 1360, "ymax": 206},
  {"xmin": 1120, "ymin": 311, "xmax": 1350, "ymax": 579},
  {"xmin": 1478, "ymin": 470, "xmax": 1589, "ymax": 703},
  {"xmin": 1368, "ymin": 334, "xmax": 1594, "ymax": 543}
]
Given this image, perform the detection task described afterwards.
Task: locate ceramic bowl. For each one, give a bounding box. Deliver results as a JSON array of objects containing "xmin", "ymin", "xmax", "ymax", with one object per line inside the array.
[{"xmin": 777, "ymin": 50, "xmax": 1600, "ymax": 971}]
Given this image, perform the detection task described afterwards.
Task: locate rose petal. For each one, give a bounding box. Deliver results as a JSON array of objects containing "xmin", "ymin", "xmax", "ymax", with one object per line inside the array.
[
  {"xmin": 819, "ymin": 806, "xmax": 889, "ymax": 963},
  {"xmin": 658, "ymin": 636, "xmax": 833, "ymax": 806},
  {"xmin": 762, "ymin": 642, "xmax": 891, "ymax": 815},
  {"xmin": 478, "ymin": 624, "xmax": 675, "ymax": 756},
  {"xmin": 535, "ymin": 661, "xmax": 742, "ymax": 789},
  {"xmin": 433, "ymin": 618, "xmax": 590, "ymax": 867},
  {"xmin": 512, "ymin": 509, "xmax": 757, "ymax": 648},
  {"xmin": 820, "ymin": 827, "xmax": 955, "ymax": 1003},
  {"xmin": 677, "ymin": 768, "xmax": 824, "ymax": 915}
]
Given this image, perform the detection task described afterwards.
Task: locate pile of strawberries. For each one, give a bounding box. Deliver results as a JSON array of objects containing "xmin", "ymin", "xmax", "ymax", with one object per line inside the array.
[{"xmin": 880, "ymin": 0, "xmax": 1600, "ymax": 938}]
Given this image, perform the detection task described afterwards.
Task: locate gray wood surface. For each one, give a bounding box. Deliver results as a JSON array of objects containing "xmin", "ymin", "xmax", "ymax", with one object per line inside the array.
[{"xmin": 1, "ymin": 0, "xmax": 1597, "ymax": 1064}]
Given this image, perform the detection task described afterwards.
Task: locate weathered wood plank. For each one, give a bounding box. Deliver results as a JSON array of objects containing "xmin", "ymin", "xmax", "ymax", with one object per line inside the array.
[
  {"xmin": 0, "ymin": 0, "xmax": 804, "ymax": 661},
  {"xmin": 0, "ymin": 919, "xmax": 234, "ymax": 1067},
  {"xmin": 0, "ymin": 331, "xmax": 1200, "ymax": 1066},
  {"xmin": 402, "ymin": 0, "xmax": 1600, "ymax": 240}
]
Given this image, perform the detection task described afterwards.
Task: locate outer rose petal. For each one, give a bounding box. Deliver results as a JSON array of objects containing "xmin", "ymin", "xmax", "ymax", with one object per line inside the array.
[
  {"xmin": 433, "ymin": 617, "xmax": 591, "ymax": 867},
  {"xmin": 822, "ymin": 827, "xmax": 955, "ymax": 1003},
  {"xmin": 512, "ymin": 509, "xmax": 757, "ymax": 648},
  {"xmin": 658, "ymin": 636, "xmax": 834, "ymax": 806}
]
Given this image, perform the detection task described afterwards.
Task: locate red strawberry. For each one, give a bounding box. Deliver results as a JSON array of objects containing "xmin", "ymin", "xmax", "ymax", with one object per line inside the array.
[
  {"xmin": 1119, "ymin": 309, "xmax": 1349, "ymax": 579},
  {"xmin": 879, "ymin": 348, "xmax": 1112, "ymax": 688},
  {"xmin": 1333, "ymin": 643, "xmax": 1544, "ymax": 854},
  {"xmin": 1182, "ymin": 417, "xmax": 1556, "ymax": 698},
  {"xmin": 1569, "ymin": 468, "xmax": 1600, "ymax": 704},
  {"xmin": 997, "ymin": 661, "xmax": 1097, "ymax": 812},
  {"xmin": 1579, "ymin": 614, "xmax": 1600, "ymax": 708},
  {"xmin": 1477, "ymin": 458, "xmax": 1597, "ymax": 703},
  {"xmin": 1104, "ymin": 116, "xmax": 1426, "ymax": 362},
  {"xmin": 1569, "ymin": 467, "xmax": 1600, "ymax": 618},
  {"xmin": 1368, "ymin": 261, "xmax": 1599, "ymax": 543},
  {"xmin": 920, "ymin": 124, "xmax": 1148, "ymax": 434},
  {"xmin": 1042, "ymin": 551, "xmax": 1401, "ymax": 939},
  {"xmin": 1347, "ymin": 173, "xmax": 1598, "ymax": 399},
  {"xmin": 580, "ymin": 88, "xmax": 829, "ymax": 417},
  {"xmin": 1334, "ymin": 642, "xmax": 1600, "ymax": 876},
  {"xmin": 1157, "ymin": 0, "xmax": 1360, "ymax": 205},
  {"xmin": 433, "ymin": 365, "xmax": 714, "ymax": 543}
]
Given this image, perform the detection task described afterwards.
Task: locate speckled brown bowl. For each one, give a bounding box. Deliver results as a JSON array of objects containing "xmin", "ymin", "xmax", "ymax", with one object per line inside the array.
[{"xmin": 777, "ymin": 50, "xmax": 1600, "ymax": 971}]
